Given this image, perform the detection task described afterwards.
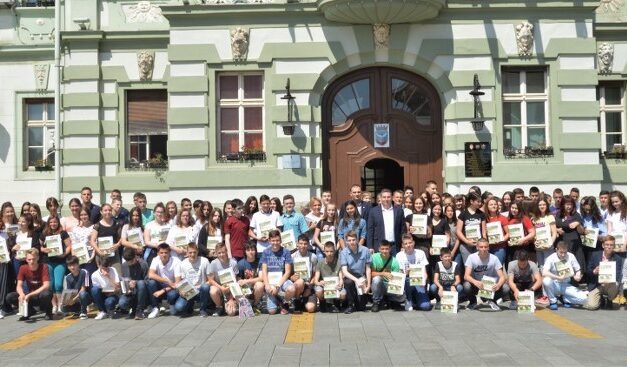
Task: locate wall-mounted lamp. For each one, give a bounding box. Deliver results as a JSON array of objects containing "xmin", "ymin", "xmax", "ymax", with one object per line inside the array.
[
  {"xmin": 280, "ymin": 78, "xmax": 296, "ymax": 136},
  {"xmin": 469, "ymin": 73, "xmax": 485, "ymax": 132},
  {"xmin": 73, "ymin": 17, "xmax": 90, "ymax": 31}
]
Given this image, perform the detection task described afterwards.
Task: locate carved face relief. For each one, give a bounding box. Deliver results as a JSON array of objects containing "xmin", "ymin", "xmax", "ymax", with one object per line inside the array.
[
  {"xmin": 137, "ymin": 50, "xmax": 155, "ymax": 81},
  {"xmin": 373, "ymin": 24, "xmax": 390, "ymax": 49},
  {"xmin": 516, "ymin": 22, "xmax": 534, "ymax": 57},
  {"xmin": 230, "ymin": 27, "xmax": 249, "ymax": 61},
  {"xmin": 598, "ymin": 42, "xmax": 614, "ymax": 73},
  {"xmin": 125, "ymin": 1, "xmax": 164, "ymax": 23}
]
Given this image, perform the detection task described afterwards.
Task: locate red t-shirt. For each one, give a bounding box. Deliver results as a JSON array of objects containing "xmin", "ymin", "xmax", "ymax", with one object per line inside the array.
[
  {"xmin": 17, "ymin": 263, "xmax": 50, "ymax": 292},
  {"xmin": 508, "ymin": 216, "xmax": 534, "ymax": 247},
  {"xmin": 487, "ymin": 215, "xmax": 510, "ymax": 249},
  {"xmin": 224, "ymin": 215, "xmax": 250, "ymax": 258}
]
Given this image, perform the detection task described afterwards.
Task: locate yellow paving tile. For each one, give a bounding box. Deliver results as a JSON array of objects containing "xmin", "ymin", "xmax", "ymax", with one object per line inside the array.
[
  {"xmin": 0, "ymin": 316, "xmax": 80, "ymax": 350},
  {"xmin": 535, "ymin": 309, "xmax": 602, "ymax": 339},
  {"xmin": 284, "ymin": 313, "xmax": 315, "ymax": 344}
]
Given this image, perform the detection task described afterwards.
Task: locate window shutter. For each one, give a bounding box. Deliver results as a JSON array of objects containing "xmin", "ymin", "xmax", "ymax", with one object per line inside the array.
[{"xmin": 127, "ymin": 90, "xmax": 167, "ymax": 135}]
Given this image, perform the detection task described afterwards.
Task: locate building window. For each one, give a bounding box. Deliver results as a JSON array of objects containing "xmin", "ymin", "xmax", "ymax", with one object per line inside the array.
[
  {"xmin": 24, "ymin": 98, "xmax": 55, "ymax": 169},
  {"xmin": 598, "ymin": 82, "xmax": 625, "ymax": 153},
  {"xmin": 218, "ymin": 74, "xmax": 263, "ymax": 155},
  {"xmin": 502, "ymin": 69, "xmax": 549, "ymax": 150},
  {"xmin": 126, "ymin": 89, "xmax": 168, "ymax": 167}
]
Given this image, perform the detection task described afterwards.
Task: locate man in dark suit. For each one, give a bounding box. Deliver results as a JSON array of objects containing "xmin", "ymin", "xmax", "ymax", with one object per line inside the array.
[
  {"xmin": 366, "ymin": 189, "xmax": 405, "ymax": 253},
  {"xmin": 584, "ymin": 235, "xmax": 624, "ymax": 310},
  {"xmin": 339, "ymin": 184, "xmax": 371, "ymax": 222}
]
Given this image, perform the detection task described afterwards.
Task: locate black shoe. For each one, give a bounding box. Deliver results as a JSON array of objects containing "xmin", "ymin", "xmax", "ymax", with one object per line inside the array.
[
  {"xmin": 44, "ymin": 313, "xmax": 54, "ymax": 321},
  {"xmin": 344, "ymin": 306, "xmax": 354, "ymax": 314},
  {"xmin": 18, "ymin": 316, "xmax": 30, "ymax": 321},
  {"xmin": 391, "ymin": 302, "xmax": 404, "ymax": 311},
  {"xmin": 371, "ymin": 303, "xmax": 380, "ymax": 313},
  {"xmin": 328, "ymin": 304, "xmax": 340, "ymax": 313}
]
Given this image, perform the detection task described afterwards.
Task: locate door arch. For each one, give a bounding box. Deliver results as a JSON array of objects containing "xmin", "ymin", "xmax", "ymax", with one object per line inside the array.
[{"xmin": 322, "ymin": 67, "xmax": 442, "ymax": 203}]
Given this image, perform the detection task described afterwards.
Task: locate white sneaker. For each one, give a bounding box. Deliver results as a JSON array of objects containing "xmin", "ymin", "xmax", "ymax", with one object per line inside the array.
[
  {"xmin": 94, "ymin": 311, "xmax": 107, "ymax": 320},
  {"xmin": 404, "ymin": 303, "xmax": 413, "ymax": 311},
  {"xmin": 79, "ymin": 313, "xmax": 88, "ymax": 320},
  {"xmin": 0, "ymin": 310, "xmax": 5, "ymax": 319},
  {"xmin": 487, "ymin": 300, "xmax": 500, "ymax": 311},
  {"xmin": 148, "ymin": 307, "xmax": 160, "ymax": 319}
]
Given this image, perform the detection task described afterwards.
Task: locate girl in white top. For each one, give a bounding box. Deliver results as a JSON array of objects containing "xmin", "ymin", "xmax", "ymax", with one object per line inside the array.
[
  {"xmin": 71, "ymin": 207, "xmax": 95, "ymax": 270},
  {"xmin": 165, "ymin": 208, "xmax": 194, "ymax": 260},
  {"xmin": 249, "ymin": 195, "xmax": 283, "ymax": 252},
  {"xmin": 143, "ymin": 203, "xmax": 170, "ymax": 261},
  {"xmin": 305, "ymin": 197, "xmax": 323, "ymax": 246},
  {"xmin": 165, "ymin": 201, "xmax": 178, "ymax": 226},
  {"xmin": 191, "ymin": 201, "xmax": 212, "ymax": 244},
  {"xmin": 120, "ymin": 207, "xmax": 145, "ymax": 256},
  {"xmin": 607, "ymin": 190, "xmax": 627, "ymax": 252},
  {"xmin": 61, "ymin": 198, "xmax": 82, "ymax": 233}
]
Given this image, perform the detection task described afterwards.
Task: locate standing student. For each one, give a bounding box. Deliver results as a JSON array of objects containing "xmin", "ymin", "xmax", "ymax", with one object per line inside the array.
[
  {"xmin": 270, "ymin": 197, "xmax": 283, "ymax": 216},
  {"xmin": 484, "ymin": 197, "xmax": 510, "ymax": 266},
  {"xmin": 81, "ymin": 187, "xmax": 101, "ymax": 224},
  {"xmin": 430, "ymin": 248, "xmax": 463, "ymax": 307},
  {"xmin": 320, "ymin": 191, "xmax": 333, "ymax": 213},
  {"xmin": 312, "ymin": 241, "xmax": 345, "ymax": 313},
  {"xmin": 580, "ymin": 197, "xmax": 608, "ymax": 275},
  {"xmin": 555, "ymin": 197, "xmax": 585, "ymax": 273},
  {"xmin": 261, "ymin": 230, "xmax": 296, "ymax": 315},
  {"xmin": 191, "ymin": 201, "xmax": 212, "ymax": 244},
  {"xmin": 501, "ymin": 192, "xmax": 514, "ymax": 216},
  {"xmin": 61, "ymin": 198, "xmax": 81, "ymax": 233},
  {"xmin": 405, "ymin": 196, "xmax": 431, "ymax": 254},
  {"xmin": 281, "ymin": 195, "xmax": 308, "ymax": 244},
  {"xmin": 429, "ymin": 203, "xmax": 450, "ymax": 267},
  {"xmin": 43, "ymin": 197, "xmax": 60, "ymax": 222},
  {"xmin": 111, "ymin": 199, "xmax": 128, "ymax": 227},
  {"xmin": 177, "ymin": 243, "xmax": 211, "ymax": 317},
  {"xmin": 397, "ymin": 234, "xmax": 431, "ymax": 311},
  {"xmin": 244, "ymin": 196, "xmax": 259, "ymax": 221},
  {"xmin": 109, "ymin": 189, "xmax": 129, "ymax": 225},
  {"xmin": 90, "ymin": 204, "xmax": 123, "ymax": 273},
  {"xmin": 531, "ymin": 197, "xmax": 558, "ymax": 271},
  {"xmin": 147, "ymin": 243, "xmax": 182, "ymax": 318},
  {"xmin": 62, "ymin": 256, "xmax": 91, "ymax": 319},
  {"xmin": 367, "ymin": 189, "xmax": 405, "ymax": 254},
  {"xmin": 29, "ymin": 204, "xmax": 45, "ymax": 232},
  {"xmin": 542, "ymin": 241, "xmax": 587, "ymax": 310},
  {"xmin": 463, "ymin": 239, "xmax": 508, "ymax": 311},
  {"xmin": 444, "ymin": 204, "xmax": 462, "ymax": 265},
  {"xmin": 249, "ymin": 195, "xmax": 283, "ymax": 252},
  {"xmin": 456, "ymin": 192, "xmax": 487, "ymax": 263},
  {"xmin": 598, "ymin": 190, "xmax": 610, "ymax": 219},
  {"xmin": 120, "ymin": 207, "xmax": 145, "ymax": 257},
  {"xmin": 165, "ymin": 208, "xmax": 194, "ymax": 260},
  {"xmin": 337, "ymin": 200, "xmax": 367, "ymax": 250},
  {"xmin": 339, "ymin": 184, "xmax": 372, "ymax": 222},
  {"xmin": 305, "ymin": 197, "xmax": 323, "ymax": 244},
  {"xmin": 224, "ymin": 199, "xmax": 250, "ymax": 260},
  {"xmin": 506, "ymin": 250, "xmax": 542, "ymax": 310},
  {"xmin": 165, "ymin": 201, "xmax": 178, "ymax": 225},
  {"xmin": 0, "ymin": 202, "xmax": 18, "ymax": 319},
  {"xmin": 6, "ymin": 248, "xmax": 53, "ymax": 320},
  {"xmin": 197, "ymin": 208, "xmax": 224, "ymax": 259},
  {"xmin": 506, "ymin": 201, "xmax": 536, "ymax": 264},
  {"xmin": 340, "ymin": 231, "xmax": 372, "ymax": 313},
  {"xmin": 143, "ymin": 203, "xmax": 170, "ymax": 265},
  {"xmin": 90, "ymin": 255, "xmax": 121, "ymax": 320},
  {"xmin": 584, "ymin": 236, "xmax": 624, "ymax": 310},
  {"xmin": 606, "ymin": 191, "xmax": 627, "ymax": 254},
  {"xmin": 118, "ymin": 248, "xmax": 150, "ymax": 320},
  {"xmin": 12, "ymin": 213, "xmax": 39, "ymax": 276},
  {"xmin": 290, "ymin": 234, "xmax": 318, "ymax": 313},
  {"xmin": 133, "ymin": 193, "xmax": 153, "ymax": 226},
  {"xmin": 237, "ymin": 241, "xmax": 265, "ymax": 315},
  {"xmin": 71, "ymin": 207, "xmax": 96, "ymax": 275},
  {"xmin": 313, "ymin": 203, "xmax": 339, "ymax": 253},
  {"xmin": 39, "ymin": 216, "xmax": 72, "ymax": 315}
]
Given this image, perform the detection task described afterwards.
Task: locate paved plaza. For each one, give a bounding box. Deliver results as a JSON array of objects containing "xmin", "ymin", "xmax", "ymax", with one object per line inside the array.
[{"xmin": 0, "ymin": 306, "xmax": 625, "ymax": 367}]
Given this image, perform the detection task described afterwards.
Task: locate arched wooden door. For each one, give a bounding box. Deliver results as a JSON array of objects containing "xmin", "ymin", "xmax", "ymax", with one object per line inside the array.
[{"xmin": 322, "ymin": 67, "xmax": 442, "ymax": 203}]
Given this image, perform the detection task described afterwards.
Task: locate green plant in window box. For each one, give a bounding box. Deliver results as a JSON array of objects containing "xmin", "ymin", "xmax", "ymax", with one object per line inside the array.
[
  {"xmin": 524, "ymin": 145, "xmax": 553, "ymax": 157},
  {"xmin": 34, "ymin": 159, "xmax": 53, "ymax": 171},
  {"xmin": 147, "ymin": 154, "xmax": 168, "ymax": 169},
  {"xmin": 240, "ymin": 145, "xmax": 266, "ymax": 161},
  {"xmin": 605, "ymin": 144, "xmax": 626, "ymax": 159}
]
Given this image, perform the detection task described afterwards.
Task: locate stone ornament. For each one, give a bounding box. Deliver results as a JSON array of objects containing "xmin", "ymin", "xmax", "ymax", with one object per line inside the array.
[
  {"xmin": 137, "ymin": 50, "xmax": 155, "ymax": 81},
  {"xmin": 598, "ymin": 42, "xmax": 614, "ymax": 73},
  {"xmin": 516, "ymin": 21, "xmax": 534, "ymax": 57},
  {"xmin": 124, "ymin": 1, "xmax": 165, "ymax": 23},
  {"xmin": 34, "ymin": 64, "xmax": 50, "ymax": 91},
  {"xmin": 598, "ymin": 0, "xmax": 624, "ymax": 13},
  {"xmin": 373, "ymin": 23, "xmax": 390, "ymax": 49},
  {"xmin": 230, "ymin": 27, "xmax": 249, "ymax": 61}
]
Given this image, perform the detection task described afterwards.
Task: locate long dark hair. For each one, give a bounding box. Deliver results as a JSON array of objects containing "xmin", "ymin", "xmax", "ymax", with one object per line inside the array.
[
  {"xmin": 205, "ymin": 208, "xmax": 223, "ymax": 236},
  {"xmin": 581, "ymin": 196, "xmax": 602, "ymax": 224},
  {"xmin": 559, "ymin": 197, "xmax": 576, "ymax": 219},
  {"xmin": 43, "ymin": 215, "xmax": 63, "ymax": 236},
  {"xmin": 244, "ymin": 196, "xmax": 258, "ymax": 217},
  {"xmin": 508, "ymin": 201, "xmax": 524, "ymax": 221},
  {"xmin": 340, "ymin": 200, "xmax": 362, "ymax": 230},
  {"xmin": 1, "ymin": 202, "xmax": 18, "ymax": 230},
  {"xmin": 609, "ymin": 190, "xmax": 627, "ymax": 221},
  {"xmin": 128, "ymin": 207, "xmax": 144, "ymax": 231}
]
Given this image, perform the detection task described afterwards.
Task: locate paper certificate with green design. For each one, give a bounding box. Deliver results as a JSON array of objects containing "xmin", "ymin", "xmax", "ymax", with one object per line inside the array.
[
  {"xmin": 408, "ymin": 264, "xmax": 425, "ymax": 286},
  {"xmin": 517, "ymin": 290, "xmax": 535, "ymax": 313},
  {"xmin": 16, "ymin": 238, "xmax": 32, "ymax": 260},
  {"xmin": 555, "ymin": 260, "xmax": 573, "ymax": 278},
  {"xmin": 229, "ymin": 282, "xmax": 245, "ymax": 298},
  {"xmin": 430, "ymin": 235, "xmax": 448, "ymax": 256},
  {"xmin": 611, "ymin": 232, "xmax": 624, "ymax": 251},
  {"xmin": 72, "ymin": 242, "xmax": 89, "ymax": 265},
  {"xmin": 323, "ymin": 276, "xmax": 339, "ymax": 299},
  {"xmin": 268, "ymin": 271, "xmax": 283, "ymax": 286},
  {"xmin": 320, "ymin": 230, "xmax": 335, "ymax": 245},
  {"xmin": 61, "ymin": 289, "xmax": 78, "ymax": 306},
  {"xmin": 0, "ymin": 237, "xmax": 10, "ymax": 263},
  {"xmin": 174, "ymin": 235, "xmax": 189, "ymax": 250},
  {"xmin": 176, "ymin": 279, "xmax": 199, "ymax": 301},
  {"xmin": 411, "ymin": 214, "xmax": 428, "ymax": 236},
  {"xmin": 598, "ymin": 261, "xmax": 616, "ymax": 283},
  {"xmin": 293, "ymin": 257, "xmax": 310, "ymax": 281},
  {"xmin": 97, "ymin": 236, "xmax": 115, "ymax": 257},
  {"xmin": 159, "ymin": 226, "xmax": 170, "ymax": 242},
  {"xmin": 534, "ymin": 226, "xmax": 552, "ymax": 249},
  {"xmin": 464, "ymin": 224, "xmax": 480, "ymax": 242},
  {"xmin": 387, "ymin": 272, "xmax": 406, "ymax": 295},
  {"xmin": 257, "ymin": 219, "xmax": 274, "ymax": 239},
  {"xmin": 218, "ymin": 268, "xmax": 237, "ymax": 285},
  {"xmin": 507, "ymin": 223, "xmax": 524, "ymax": 246},
  {"xmin": 280, "ymin": 229, "xmax": 296, "ymax": 251},
  {"xmin": 45, "ymin": 235, "xmax": 63, "ymax": 257},
  {"xmin": 581, "ymin": 227, "xmax": 599, "ymax": 248},
  {"xmin": 487, "ymin": 222, "xmax": 504, "ymax": 245},
  {"xmin": 441, "ymin": 291, "xmax": 458, "ymax": 313},
  {"xmin": 5, "ymin": 224, "xmax": 19, "ymax": 237},
  {"xmin": 206, "ymin": 236, "xmax": 222, "ymax": 251},
  {"xmin": 478, "ymin": 275, "xmax": 496, "ymax": 299},
  {"xmin": 127, "ymin": 228, "xmax": 143, "ymax": 246}
]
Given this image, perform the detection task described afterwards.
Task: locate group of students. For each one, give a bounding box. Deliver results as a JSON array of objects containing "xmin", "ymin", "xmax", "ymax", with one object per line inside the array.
[{"xmin": 0, "ymin": 182, "xmax": 626, "ymax": 321}]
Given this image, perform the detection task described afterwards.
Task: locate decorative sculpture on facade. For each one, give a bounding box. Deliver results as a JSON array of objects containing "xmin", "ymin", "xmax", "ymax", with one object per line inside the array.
[
  {"xmin": 516, "ymin": 21, "xmax": 534, "ymax": 57},
  {"xmin": 598, "ymin": 0, "xmax": 624, "ymax": 13},
  {"xmin": 137, "ymin": 50, "xmax": 155, "ymax": 81},
  {"xmin": 124, "ymin": 1, "xmax": 165, "ymax": 23},
  {"xmin": 34, "ymin": 64, "xmax": 50, "ymax": 91},
  {"xmin": 373, "ymin": 24, "xmax": 390, "ymax": 49},
  {"xmin": 231, "ymin": 27, "xmax": 249, "ymax": 61},
  {"xmin": 598, "ymin": 42, "xmax": 614, "ymax": 73}
]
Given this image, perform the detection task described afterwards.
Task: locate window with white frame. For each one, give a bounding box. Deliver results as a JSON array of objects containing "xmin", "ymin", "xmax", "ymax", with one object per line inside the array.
[
  {"xmin": 25, "ymin": 98, "xmax": 55, "ymax": 168},
  {"xmin": 126, "ymin": 89, "xmax": 168, "ymax": 167},
  {"xmin": 598, "ymin": 82, "xmax": 625, "ymax": 153},
  {"xmin": 218, "ymin": 74, "xmax": 263, "ymax": 155},
  {"xmin": 501, "ymin": 69, "xmax": 549, "ymax": 150}
]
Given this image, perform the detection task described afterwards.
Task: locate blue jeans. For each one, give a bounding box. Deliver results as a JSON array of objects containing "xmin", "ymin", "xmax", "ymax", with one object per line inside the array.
[
  {"xmin": 428, "ymin": 283, "xmax": 464, "ymax": 301},
  {"xmin": 63, "ymin": 290, "xmax": 91, "ymax": 314},
  {"xmin": 174, "ymin": 284, "xmax": 210, "ymax": 314},
  {"xmin": 91, "ymin": 287, "xmax": 119, "ymax": 312},
  {"xmin": 542, "ymin": 277, "xmax": 587, "ymax": 305},
  {"xmin": 147, "ymin": 279, "xmax": 179, "ymax": 308},
  {"xmin": 404, "ymin": 279, "xmax": 430, "ymax": 310},
  {"xmin": 371, "ymin": 276, "xmax": 405, "ymax": 304},
  {"xmin": 489, "ymin": 247, "xmax": 506, "ymax": 266},
  {"xmin": 118, "ymin": 280, "xmax": 149, "ymax": 313},
  {"xmin": 266, "ymin": 280, "xmax": 294, "ymax": 311}
]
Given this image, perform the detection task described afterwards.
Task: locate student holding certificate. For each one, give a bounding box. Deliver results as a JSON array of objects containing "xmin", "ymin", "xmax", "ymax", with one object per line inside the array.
[
  {"xmin": 542, "ymin": 241, "xmax": 587, "ymax": 310},
  {"xmin": 120, "ymin": 207, "xmax": 145, "ymax": 256},
  {"xmin": 280, "ymin": 195, "xmax": 309, "ymax": 249},
  {"xmin": 312, "ymin": 241, "xmax": 345, "ymax": 313},
  {"xmin": 62, "ymin": 255, "xmax": 91, "ymax": 319},
  {"xmin": 606, "ymin": 191, "xmax": 627, "ymax": 254},
  {"xmin": 237, "ymin": 242, "xmax": 264, "ymax": 315},
  {"xmin": 506, "ymin": 201, "xmax": 536, "ymax": 264},
  {"xmin": 456, "ymin": 192, "xmax": 487, "ymax": 264},
  {"xmin": 531, "ymin": 197, "xmax": 558, "ymax": 271},
  {"xmin": 484, "ymin": 198, "xmax": 510, "ymax": 266},
  {"xmin": 581, "ymin": 197, "xmax": 608, "ymax": 281},
  {"xmin": 313, "ymin": 203, "xmax": 339, "ymax": 253},
  {"xmin": 430, "ymin": 248, "xmax": 463, "ymax": 308},
  {"xmin": 176, "ymin": 243, "xmax": 211, "ymax": 317},
  {"xmin": 340, "ymin": 230, "xmax": 371, "ymax": 314},
  {"xmin": 506, "ymin": 250, "xmax": 542, "ymax": 310},
  {"xmin": 397, "ymin": 234, "xmax": 431, "ymax": 311},
  {"xmin": 584, "ymin": 236, "xmax": 624, "ymax": 310},
  {"xmin": 6, "ymin": 248, "xmax": 53, "ymax": 320},
  {"xmin": 0, "ymin": 202, "xmax": 17, "ymax": 319},
  {"xmin": 555, "ymin": 197, "xmax": 585, "ymax": 277},
  {"xmin": 224, "ymin": 199, "xmax": 250, "ymax": 260},
  {"xmin": 165, "ymin": 209, "xmax": 194, "ymax": 260},
  {"xmin": 208, "ymin": 243, "xmax": 239, "ymax": 316},
  {"xmin": 290, "ymin": 234, "xmax": 318, "ymax": 313},
  {"xmin": 337, "ymin": 200, "xmax": 367, "ymax": 250},
  {"xmin": 90, "ymin": 204, "xmax": 123, "ymax": 273},
  {"xmin": 370, "ymin": 240, "xmax": 405, "ymax": 312},
  {"xmin": 249, "ymin": 195, "xmax": 283, "ymax": 253},
  {"xmin": 261, "ymin": 230, "xmax": 296, "ymax": 315},
  {"xmin": 12, "ymin": 213, "xmax": 40, "ymax": 277},
  {"xmin": 118, "ymin": 248, "xmax": 150, "ymax": 320},
  {"xmin": 147, "ymin": 243, "xmax": 182, "ymax": 318},
  {"xmin": 463, "ymin": 239, "xmax": 508, "ymax": 311},
  {"xmin": 405, "ymin": 197, "xmax": 431, "ymax": 254},
  {"xmin": 39, "ymin": 216, "xmax": 72, "ymax": 315},
  {"xmin": 90, "ymin": 255, "xmax": 121, "ymax": 320},
  {"xmin": 196, "ymin": 208, "xmax": 223, "ymax": 259}
]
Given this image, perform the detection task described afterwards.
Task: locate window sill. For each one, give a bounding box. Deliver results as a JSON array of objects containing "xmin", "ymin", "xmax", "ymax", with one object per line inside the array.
[
  {"xmin": 16, "ymin": 169, "xmax": 55, "ymax": 181},
  {"xmin": 503, "ymin": 147, "xmax": 554, "ymax": 159}
]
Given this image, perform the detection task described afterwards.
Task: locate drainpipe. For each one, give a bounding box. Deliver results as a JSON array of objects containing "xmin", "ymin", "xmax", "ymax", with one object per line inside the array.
[{"xmin": 54, "ymin": 0, "xmax": 61, "ymax": 201}]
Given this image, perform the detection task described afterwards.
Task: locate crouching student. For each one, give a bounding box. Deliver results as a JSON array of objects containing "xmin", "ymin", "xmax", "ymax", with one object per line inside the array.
[
  {"xmin": 463, "ymin": 239, "xmax": 509, "ymax": 311},
  {"xmin": 542, "ymin": 241, "xmax": 587, "ymax": 310},
  {"xmin": 147, "ymin": 243, "xmax": 181, "ymax": 318},
  {"xmin": 208, "ymin": 243, "xmax": 238, "ymax": 316},
  {"xmin": 507, "ymin": 250, "xmax": 542, "ymax": 310},
  {"xmin": 397, "ymin": 234, "xmax": 431, "ymax": 311},
  {"xmin": 6, "ymin": 248, "xmax": 53, "ymax": 321},
  {"xmin": 290, "ymin": 234, "xmax": 318, "ymax": 313},
  {"xmin": 313, "ymin": 241, "xmax": 345, "ymax": 313},
  {"xmin": 90, "ymin": 255, "xmax": 121, "ymax": 320},
  {"xmin": 62, "ymin": 255, "xmax": 91, "ymax": 319},
  {"xmin": 340, "ymin": 230, "xmax": 371, "ymax": 314},
  {"xmin": 584, "ymin": 236, "xmax": 624, "ymax": 310},
  {"xmin": 118, "ymin": 248, "xmax": 150, "ymax": 319},
  {"xmin": 430, "ymin": 248, "xmax": 463, "ymax": 309},
  {"xmin": 175, "ymin": 243, "xmax": 210, "ymax": 317},
  {"xmin": 237, "ymin": 241, "xmax": 265, "ymax": 315},
  {"xmin": 261, "ymin": 230, "xmax": 296, "ymax": 315},
  {"xmin": 370, "ymin": 240, "xmax": 405, "ymax": 312}
]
